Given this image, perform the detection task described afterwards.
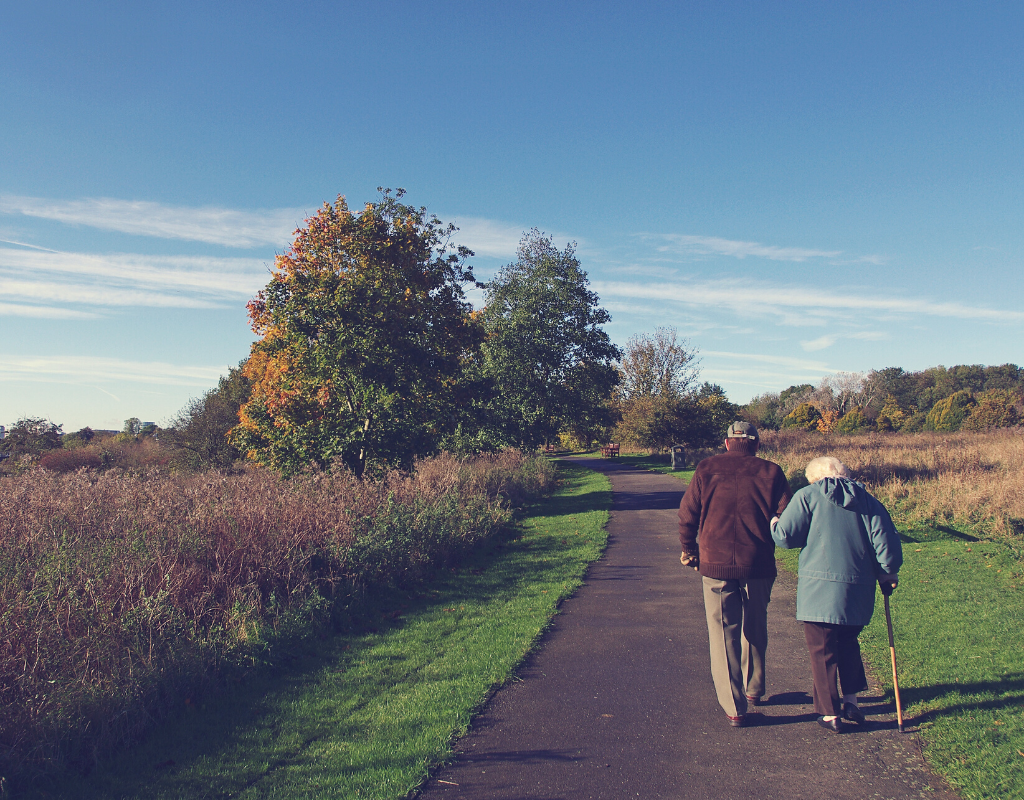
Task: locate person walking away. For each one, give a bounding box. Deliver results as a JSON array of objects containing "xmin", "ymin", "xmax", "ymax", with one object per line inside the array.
[
  {"xmin": 677, "ymin": 421, "xmax": 792, "ymax": 728},
  {"xmin": 771, "ymin": 456, "xmax": 902, "ymax": 733}
]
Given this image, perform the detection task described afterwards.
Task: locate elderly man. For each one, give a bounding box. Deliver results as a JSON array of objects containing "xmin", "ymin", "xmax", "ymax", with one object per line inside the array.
[{"xmin": 678, "ymin": 421, "xmax": 792, "ymax": 727}]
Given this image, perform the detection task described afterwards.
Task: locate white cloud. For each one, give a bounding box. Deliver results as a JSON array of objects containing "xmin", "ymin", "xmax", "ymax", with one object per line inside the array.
[
  {"xmin": 0, "ymin": 247, "xmax": 271, "ymax": 313},
  {"xmin": 0, "ymin": 195, "xmax": 308, "ymax": 248},
  {"xmin": 1, "ymin": 247, "xmax": 269, "ymax": 296},
  {"xmin": 0, "ymin": 277, "xmax": 222, "ymax": 309},
  {"xmin": 447, "ymin": 217, "xmax": 525, "ymax": 258},
  {"xmin": 651, "ymin": 234, "xmax": 842, "ymax": 262},
  {"xmin": 801, "ymin": 335, "xmax": 837, "ymax": 351},
  {"xmin": 592, "ymin": 278, "xmax": 1024, "ymax": 323},
  {"xmin": 0, "ymin": 355, "xmax": 228, "ymax": 386},
  {"xmin": 849, "ymin": 330, "xmax": 889, "ymax": 341},
  {"xmin": 0, "ymin": 302, "xmax": 98, "ymax": 319}
]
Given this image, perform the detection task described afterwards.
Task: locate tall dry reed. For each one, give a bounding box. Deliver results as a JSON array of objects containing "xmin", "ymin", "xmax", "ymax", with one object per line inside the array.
[
  {"xmin": 759, "ymin": 429, "xmax": 1024, "ymax": 536},
  {"xmin": 0, "ymin": 450, "xmax": 554, "ymax": 782}
]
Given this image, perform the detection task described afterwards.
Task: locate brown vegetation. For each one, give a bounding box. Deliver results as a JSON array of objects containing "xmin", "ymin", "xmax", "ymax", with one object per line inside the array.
[
  {"xmin": 759, "ymin": 429, "xmax": 1024, "ymax": 536},
  {"xmin": 0, "ymin": 451, "xmax": 554, "ymax": 779}
]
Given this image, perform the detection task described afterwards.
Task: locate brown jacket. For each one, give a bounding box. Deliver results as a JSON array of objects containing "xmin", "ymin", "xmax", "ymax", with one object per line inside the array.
[{"xmin": 678, "ymin": 451, "xmax": 792, "ymax": 580}]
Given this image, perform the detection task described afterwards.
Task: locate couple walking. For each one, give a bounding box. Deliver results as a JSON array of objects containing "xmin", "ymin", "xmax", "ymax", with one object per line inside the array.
[{"xmin": 677, "ymin": 421, "xmax": 903, "ymax": 732}]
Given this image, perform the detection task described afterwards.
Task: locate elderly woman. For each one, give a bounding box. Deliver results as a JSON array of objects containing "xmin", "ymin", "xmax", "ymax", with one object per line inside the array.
[{"xmin": 771, "ymin": 456, "xmax": 902, "ymax": 733}]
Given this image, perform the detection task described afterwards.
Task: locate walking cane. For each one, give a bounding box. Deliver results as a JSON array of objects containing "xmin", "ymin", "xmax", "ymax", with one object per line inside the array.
[{"xmin": 883, "ymin": 593, "xmax": 905, "ymax": 733}]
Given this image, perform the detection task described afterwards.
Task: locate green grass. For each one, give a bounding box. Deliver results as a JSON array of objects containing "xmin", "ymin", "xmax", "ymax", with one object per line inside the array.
[
  {"xmin": 776, "ymin": 526, "xmax": 1024, "ymax": 800},
  {"xmin": 616, "ymin": 453, "xmax": 695, "ymax": 481},
  {"xmin": 34, "ymin": 463, "xmax": 612, "ymax": 800}
]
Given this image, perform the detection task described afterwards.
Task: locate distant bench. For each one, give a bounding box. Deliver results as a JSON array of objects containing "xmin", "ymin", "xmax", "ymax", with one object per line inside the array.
[{"xmin": 601, "ymin": 443, "xmax": 620, "ymax": 458}]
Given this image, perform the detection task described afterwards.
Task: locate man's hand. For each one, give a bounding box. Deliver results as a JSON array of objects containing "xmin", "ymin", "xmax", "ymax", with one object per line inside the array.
[
  {"xmin": 879, "ymin": 577, "xmax": 898, "ymax": 596},
  {"xmin": 680, "ymin": 552, "xmax": 699, "ymax": 571},
  {"xmin": 770, "ymin": 515, "xmax": 780, "ymax": 532}
]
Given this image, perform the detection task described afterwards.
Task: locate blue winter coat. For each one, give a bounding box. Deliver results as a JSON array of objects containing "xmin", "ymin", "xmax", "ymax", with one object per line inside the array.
[{"xmin": 772, "ymin": 477, "xmax": 903, "ymax": 626}]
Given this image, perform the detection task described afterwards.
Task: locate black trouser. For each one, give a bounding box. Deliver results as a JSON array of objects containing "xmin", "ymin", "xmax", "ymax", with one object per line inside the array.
[{"xmin": 803, "ymin": 622, "xmax": 868, "ymax": 716}]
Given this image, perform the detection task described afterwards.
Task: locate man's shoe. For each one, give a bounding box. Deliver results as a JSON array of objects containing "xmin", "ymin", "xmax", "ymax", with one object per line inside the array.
[
  {"xmin": 817, "ymin": 715, "xmax": 844, "ymax": 733},
  {"xmin": 746, "ymin": 695, "xmax": 764, "ymax": 706},
  {"xmin": 841, "ymin": 703, "xmax": 866, "ymax": 725},
  {"xmin": 727, "ymin": 715, "xmax": 746, "ymax": 728}
]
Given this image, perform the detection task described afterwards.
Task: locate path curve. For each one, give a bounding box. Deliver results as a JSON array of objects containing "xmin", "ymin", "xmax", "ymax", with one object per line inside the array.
[{"xmin": 418, "ymin": 457, "xmax": 956, "ymax": 800}]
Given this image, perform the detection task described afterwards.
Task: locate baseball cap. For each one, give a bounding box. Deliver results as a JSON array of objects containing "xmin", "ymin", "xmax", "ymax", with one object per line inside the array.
[{"xmin": 726, "ymin": 421, "xmax": 759, "ymax": 440}]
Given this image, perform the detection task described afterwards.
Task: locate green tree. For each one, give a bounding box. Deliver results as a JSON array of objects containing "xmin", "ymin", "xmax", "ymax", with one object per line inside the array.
[
  {"xmin": 781, "ymin": 402, "xmax": 822, "ymax": 431},
  {"xmin": 834, "ymin": 407, "xmax": 869, "ymax": 434},
  {"xmin": 166, "ymin": 362, "xmax": 252, "ymax": 470},
  {"xmin": 481, "ymin": 230, "xmax": 620, "ymax": 449},
  {"xmin": 962, "ymin": 389, "xmax": 1021, "ymax": 430},
  {"xmin": 0, "ymin": 417, "xmax": 64, "ymax": 457},
  {"xmin": 232, "ymin": 190, "xmax": 482, "ymax": 476},
  {"xmin": 925, "ymin": 389, "xmax": 976, "ymax": 432}
]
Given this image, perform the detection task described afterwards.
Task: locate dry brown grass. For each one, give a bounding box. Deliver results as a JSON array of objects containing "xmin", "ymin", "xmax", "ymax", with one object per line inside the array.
[
  {"xmin": 759, "ymin": 429, "xmax": 1024, "ymax": 536},
  {"xmin": 0, "ymin": 450, "xmax": 554, "ymax": 778}
]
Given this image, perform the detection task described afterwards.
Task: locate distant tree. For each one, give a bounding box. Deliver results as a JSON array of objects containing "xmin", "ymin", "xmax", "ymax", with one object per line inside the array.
[
  {"xmin": 962, "ymin": 389, "xmax": 1021, "ymax": 431},
  {"xmin": 232, "ymin": 190, "xmax": 482, "ymax": 476},
  {"xmin": 0, "ymin": 417, "xmax": 64, "ymax": 457},
  {"xmin": 834, "ymin": 408, "xmax": 869, "ymax": 434},
  {"xmin": 481, "ymin": 230, "xmax": 620, "ymax": 449},
  {"xmin": 781, "ymin": 402, "xmax": 822, "ymax": 431},
  {"xmin": 618, "ymin": 328, "xmax": 699, "ymax": 401},
  {"xmin": 925, "ymin": 389, "xmax": 976, "ymax": 432},
  {"xmin": 874, "ymin": 395, "xmax": 909, "ymax": 432},
  {"xmin": 166, "ymin": 362, "xmax": 252, "ymax": 471},
  {"xmin": 677, "ymin": 382, "xmax": 736, "ymax": 447},
  {"xmin": 62, "ymin": 426, "xmax": 95, "ymax": 449}
]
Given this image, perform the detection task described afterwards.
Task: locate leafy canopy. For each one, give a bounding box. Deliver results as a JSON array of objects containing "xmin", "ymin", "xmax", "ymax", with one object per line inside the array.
[
  {"xmin": 232, "ymin": 190, "xmax": 482, "ymax": 475},
  {"xmin": 481, "ymin": 230, "xmax": 620, "ymax": 449}
]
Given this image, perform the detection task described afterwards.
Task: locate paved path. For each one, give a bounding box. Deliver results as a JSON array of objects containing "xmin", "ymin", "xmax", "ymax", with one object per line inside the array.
[{"xmin": 418, "ymin": 458, "xmax": 957, "ymax": 800}]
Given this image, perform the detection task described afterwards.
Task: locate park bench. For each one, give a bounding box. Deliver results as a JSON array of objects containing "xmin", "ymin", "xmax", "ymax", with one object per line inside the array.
[{"xmin": 601, "ymin": 443, "xmax": 620, "ymax": 458}]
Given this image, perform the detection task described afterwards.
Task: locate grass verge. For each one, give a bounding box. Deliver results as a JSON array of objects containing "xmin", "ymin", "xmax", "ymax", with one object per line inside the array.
[
  {"xmin": 616, "ymin": 453, "xmax": 696, "ymax": 481},
  {"xmin": 776, "ymin": 526, "xmax": 1024, "ymax": 800},
  {"xmin": 31, "ymin": 463, "xmax": 612, "ymax": 800}
]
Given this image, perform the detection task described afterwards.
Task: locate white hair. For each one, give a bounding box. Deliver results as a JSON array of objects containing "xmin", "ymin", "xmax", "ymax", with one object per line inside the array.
[{"xmin": 805, "ymin": 456, "xmax": 850, "ymax": 483}]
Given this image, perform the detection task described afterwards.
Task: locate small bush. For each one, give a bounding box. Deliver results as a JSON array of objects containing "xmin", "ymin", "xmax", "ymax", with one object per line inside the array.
[{"xmin": 38, "ymin": 448, "xmax": 103, "ymax": 472}]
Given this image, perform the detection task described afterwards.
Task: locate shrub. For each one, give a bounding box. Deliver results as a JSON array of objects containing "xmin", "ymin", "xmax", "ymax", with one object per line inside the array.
[
  {"xmin": 925, "ymin": 390, "xmax": 976, "ymax": 432},
  {"xmin": 38, "ymin": 448, "xmax": 104, "ymax": 472},
  {"xmin": 0, "ymin": 451, "xmax": 553, "ymax": 783},
  {"xmin": 781, "ymin": 402, "xmax": 822, "ymax": 431},
  {"xmin": 834, "ymin": 408, "xmax": 869, "ymax": 434},
  {"xmin": 962, "ymin": 388, "xmax": 1021, "ymax": 431}
]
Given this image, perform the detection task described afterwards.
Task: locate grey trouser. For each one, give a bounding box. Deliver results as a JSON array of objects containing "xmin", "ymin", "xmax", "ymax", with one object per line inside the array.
[{"xmin": 701, "ymin": 576, "xmax": 775, "ymax": 717}]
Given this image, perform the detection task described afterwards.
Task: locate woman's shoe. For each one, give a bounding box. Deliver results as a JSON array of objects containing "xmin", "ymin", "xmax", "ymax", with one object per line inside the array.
[
  {"xmin": 817, "ymin": 715, "xmax": 844, "ymax": 733},
  {"xmin": 842, "ymin": 702, "xmax": 866, "ymax": 725}
]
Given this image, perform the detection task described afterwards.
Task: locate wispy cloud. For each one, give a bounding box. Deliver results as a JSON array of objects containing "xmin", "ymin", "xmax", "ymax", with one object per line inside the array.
[
  {"xmin": 801, "ymin": 335, "xmax": 837, "ymax": 351},
  {"xmin": 447, "ymin": 217, "xmax": 525, "ymax": 259},
  {"xmin": 0, "ymin": 247, "xmax": 270, "ymax": 313},
  {"xmin": 650, "ymin": 234, "xmax": 842, "ymax": 262},
  {"xmin": 0, "ymin": 355, "xmax": 228, "ymax": 386},
  {"xmin": 0, "ymin": 195, "xmax": 308, "ymax": 248},
  {"xmin": 699, "ymin": 350, "xmax": 835, "ymax": 392},
  {"xmin": 0, "ymin": 302, "xmax": 98, "ymax": 319},
  {"xmin": 592, "ymin": 278, "xmax": 1024, "ymax": 323}
]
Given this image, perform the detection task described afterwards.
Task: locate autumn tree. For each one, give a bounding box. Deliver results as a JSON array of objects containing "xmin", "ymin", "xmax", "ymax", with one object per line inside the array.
[
  {"xmin": 232, "ymin": 190, "xmax": 482, "ymax": 475},
  {"xmin": 480, "ymin": 230, "xmax": 620, "ymax": 449}
]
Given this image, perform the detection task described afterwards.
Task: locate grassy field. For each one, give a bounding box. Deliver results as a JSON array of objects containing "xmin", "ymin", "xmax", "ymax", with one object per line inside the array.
[
  {"xmin": 30, "ymin": 463, "xmax": 612, "ymax": 800},
  {"xmin": 757, "ymin": 431, "xmax": 1024, "ymax": 800}
]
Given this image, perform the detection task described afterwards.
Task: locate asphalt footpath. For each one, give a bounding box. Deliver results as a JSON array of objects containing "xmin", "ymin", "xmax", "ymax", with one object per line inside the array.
[{"xmin": 417, "ymin": 457, "xmax": 958, "ymax": 800}]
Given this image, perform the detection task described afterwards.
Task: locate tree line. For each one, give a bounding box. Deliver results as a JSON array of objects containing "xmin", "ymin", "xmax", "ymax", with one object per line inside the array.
[{"xmin": 741, "ymin": 364, "xmax": 1024, "ymax": 433}]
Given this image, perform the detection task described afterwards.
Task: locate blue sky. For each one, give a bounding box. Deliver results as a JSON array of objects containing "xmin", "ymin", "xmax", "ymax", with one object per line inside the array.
[{"xmin": 2, "ymin": 1, "xmax": 1023, "ymax": 431}]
